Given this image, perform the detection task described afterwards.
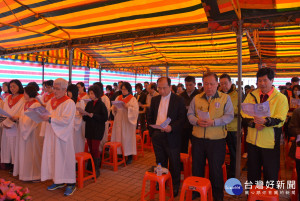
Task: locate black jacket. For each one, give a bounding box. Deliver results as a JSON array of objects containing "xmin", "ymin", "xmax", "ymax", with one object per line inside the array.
[
  {"xmin": 83, "ymin": 99, "xmax": 108, "ymax": 140},
  {"xmin": 147, "ymin": 93, "xmax": 186, "ymax": 148},
  {"xmin": 180, "ymin": 89, "xmax": 200, "ymax": 128}
]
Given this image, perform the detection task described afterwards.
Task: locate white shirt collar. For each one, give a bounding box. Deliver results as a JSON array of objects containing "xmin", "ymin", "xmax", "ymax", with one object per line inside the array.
[{"xmin": 162, "ymin": 92, "xmax": 171, "ymax": 99}]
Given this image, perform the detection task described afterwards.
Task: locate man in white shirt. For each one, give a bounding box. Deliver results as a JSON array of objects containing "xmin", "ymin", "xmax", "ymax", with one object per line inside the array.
[{"xmin": 147, "ymin": 77, "xmax": 186, "ymax": 197}]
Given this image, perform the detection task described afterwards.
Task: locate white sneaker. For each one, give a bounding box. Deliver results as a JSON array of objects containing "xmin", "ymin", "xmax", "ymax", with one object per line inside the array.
[{"xmin": 242, "ymin": 153, "xmax": 248, "ymax": 159}]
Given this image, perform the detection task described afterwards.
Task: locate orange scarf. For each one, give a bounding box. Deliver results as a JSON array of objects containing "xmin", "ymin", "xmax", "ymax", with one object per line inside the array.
[
  {"xmin": 8, "ymin": 94, "xmax": 24, "ymax": 109},
  {"xmin": 24, "ymin": 99, "xmax": 38, "ymax": 111},
  {"xmin": 79, "ymin": 92, "xmax": 87, "ymax": 99},
  {"xmin": 117, "ymin": 94, "xmax": 133, "ymax": 104},
  {"xmin": 51, "ymin": 95, "xmax": 70, "ymax": 110},
  {"xmin": 44, "ymin": 93, "xmax": 54, "ymax": 103}
]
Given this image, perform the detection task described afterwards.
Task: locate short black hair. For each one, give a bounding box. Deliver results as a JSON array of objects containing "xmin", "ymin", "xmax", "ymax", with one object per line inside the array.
[
  {"xmin": 24, "ymin": 85, "xmax": 37, "ymax": 98},
  {"xmin": 93, "ymin": 82, "xmax": 104, "ymax": 97},
  {"xmin": 8, "ymin": 79, "xmax": 24, "ymax": 94},
  {"xmin": 291, "ymin": 77, "xmax": 299, "ymax": 83},
  {"xmin": 203, "ymin": 72, "xmax": 218, "ymax": 82},
  {"xmin": 245, "ymin": 85, "xmax": 251, "ymax": 90},
  {"xmin": 135, "ymin": 83, "xmax": 143, "ymax": 91},
  {"xmin": 67, "ymin": 84, "xmax": 79, "ymax": 103},
  {"xmin": 172, "ymin": 85, "xmax": 177, "ymax": 93},
  {"xmin": 286, "ymin": 82, "xmax": 292, "ymax": 86},
  {"xmin": 118, "ymin": 81, "xmax": 123, "ymax": 85},
  {"xmin": 197, "ymin": 83, "xmax": 202, "ymax": 86},
  {"xmin": 27, "ymin": 82, "xmax": 40, "ymax": 92},
  {"xmin": 88, "ymin": 85, "xmax": 101, "ymax": 99},
  {"xmin": 184, "ymin": 76, "xmax": 196, "ymax": 84},
  {"xmin": 76, "ymin": 82, "xmax": 86, "ymax": 92},
  {"xmin": 121, "ymin": 82, "xmax": 132, "ymax": 94},
  {"xmin": 177, "ymin": 83, "xmax": 184, "ymax": 88},
  {"xmin": 106, "ymin": 85, "xmax": 112, "ymax": 91},
  {"xmin": 256, "ymin": 67, "xmax": 274, "ymax": 81},
  {"xmin": 220, "ymin": 73, "xmax": 232, "ymax": 82},
  {"xmin": 157, "ymin": 77, "xmax": 171, "ymax": 86},
  {"xmin": 149, "ymin": 83, "xmax": 157, "ymax": 90},
  {"xmin": 144, "ymin": 81, "xmax": 149, "ymax": 85},
  {"xmin": 45, "ymin": 80, "xmax": 54, "ymax": 87},
  {"xmin": 113, "ymin": 82, "xmax": 117, "ymax": 87}
]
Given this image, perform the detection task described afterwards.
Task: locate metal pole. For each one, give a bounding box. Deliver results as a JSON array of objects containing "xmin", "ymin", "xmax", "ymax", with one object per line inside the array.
[
  {"xmin": 135, "ymin": 69, "xmax": 137, "ymax": 85},
  {"xmin": 42, "ymin": 57, "xmax": 45, "ymax": 84},
  {"xmin": 68, "ymin": 47, "xmax": 74, "ymax": 84},
  {"xmin": 235, "ymin": 20, "xmax": 243, "ymax": 179},
  {"xmin": 99, "ymin": 64, "xmax": 102, "ymax": 82},
  {"xmin": 166, "ymin": 66, "xmax": 169, "ymax": 78},
  {"xmin": 150, "ymin": 70, "xmax": 153, "ymax": 82}
]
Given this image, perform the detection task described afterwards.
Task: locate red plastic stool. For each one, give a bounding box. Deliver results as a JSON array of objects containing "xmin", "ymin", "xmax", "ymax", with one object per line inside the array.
[
  {"xmin": 107, "ymin": 134, "xmax": 112, "ymax": 142},
  {"xmin": 134, "ymin": 134, "xmax": 144, "ymax": 160},
  {"xmin": 205, "ymin": 162, "xmax": 227, "ymax": 183},
  {"xmin": 143, "ymin": 130, "xmax": 154, "ymax": 152},
  {"xmin": 291, "ymin": 168, "xmax": 298, "ymax": 201},
  {"xmin": 247, "ymin": 185, "xmax": 279, "ymax": 201},
  {"xmin": 101, "ymin": 142, "xmax": 126, "ymax": 171},
  {"xmin": 179, "ymin": 176, "xmax": 212, "ymax": 201},
  {"xmin": 141, "ymin": 171, "xmax": 174, "ymax": 201},
  {"xmin": 75, "ymin": 152, "xmax": 96, "ymax": 188},
  {"xmin": 180, "ymin": 153, "xmax": 191, "ymax": 182}
]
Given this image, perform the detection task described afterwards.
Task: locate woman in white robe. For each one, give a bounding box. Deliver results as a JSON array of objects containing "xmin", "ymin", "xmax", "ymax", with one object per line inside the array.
[
  {"xmin": 67, "ymin": 84, "xmax": 85, "ymax": 153},
  {"xmin": 13, "ymin": 85, "xmax": 43, "ymax": 181},
  {"xmin": 40, "ymin": 78, "xmax": 76, "ymax": 196},
  {"xmin": 111, "ymin": 82, "xmax": 139, "ymax": 165},
  {"xmin": 77, "ymin": 82, "xmax": 89, "ymax": 100},
  {"xmin": 99, "ymin": 94, "xmax": 111, "ymax": 152},
  {"xmin": 1, "ymin": 80, "xmax": 25, "ymax": 167}
]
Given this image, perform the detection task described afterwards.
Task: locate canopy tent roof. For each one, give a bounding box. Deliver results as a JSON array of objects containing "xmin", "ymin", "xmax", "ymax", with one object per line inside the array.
[{"xmin": 0, "ymin": 0, "xmax": 300, "ymax": 77}]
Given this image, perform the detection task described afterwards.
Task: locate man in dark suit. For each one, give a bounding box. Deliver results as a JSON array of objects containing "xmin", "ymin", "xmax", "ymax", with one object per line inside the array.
[
  {"xmin": 147, "ymin": 77, "xmax": 186, "ymax": 197},
  {"xmin": 180, "ymin": 76, "xmax": 199, "ymax": 154}
]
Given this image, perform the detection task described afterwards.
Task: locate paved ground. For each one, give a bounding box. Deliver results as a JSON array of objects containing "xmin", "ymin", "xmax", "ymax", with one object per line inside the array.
[{"xmin": 0, "ymin": 143, "xmax": 293, "ymax": 200}]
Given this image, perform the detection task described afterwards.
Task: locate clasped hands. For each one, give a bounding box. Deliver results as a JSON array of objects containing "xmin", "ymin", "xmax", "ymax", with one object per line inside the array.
[
  {"xmin": 196, "ymin": 118, "xmax": 214, "ymax": 127},
  {"xmin": 253, "ymin": 116, "xmax": 266, "ymax": 131}
]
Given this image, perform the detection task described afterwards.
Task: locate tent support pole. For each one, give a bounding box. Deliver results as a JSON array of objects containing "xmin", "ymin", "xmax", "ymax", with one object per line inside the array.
[
  {"xmin": 166, "ymin": 66, "xmax": 169, "ymax": 78},
  {"xmin": 135, "ymin": 69, "xmax": 137, "ymax": 85},
  {"xmin": 42, "ymin": 57, "xmax": 45, "ymax": 84},
  {"xmin": 235, "ymin": 20, "xmax": 243, "ymax": 179},
  {"xmin": 150, "ymin": 70, "xmax": 153, "ymax": 82},
  {"xmin": 68, "ymin": 48, "xmax": 74, "ymax": 85},
  {"xmin": 99, "ymin": 65, "xmax": 102, "ymax": 82}
]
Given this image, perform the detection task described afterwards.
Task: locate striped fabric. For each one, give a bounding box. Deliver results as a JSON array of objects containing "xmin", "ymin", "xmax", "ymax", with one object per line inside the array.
[{"xmin": 0, "ymin": 0, "xmax": 207, "ymax": 48}]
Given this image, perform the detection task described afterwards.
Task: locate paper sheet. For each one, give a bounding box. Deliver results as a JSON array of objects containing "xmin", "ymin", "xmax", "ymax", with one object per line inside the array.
[
  {"xmin": 0, "ymin": 108, "xmax": 12, "ymax": 118},
  {"xmin": 35, "ymin": 96, "xmax": 44, "ymax": 105},
  {"xmin": 197, "ymin": 110, "xmax": 210, "ymax": 120},
  {"xmin": 24, "ymin": 111, "xmax": 43, "ymax": 123},
  {"xmin": 112, "ymin": 101, "xmax": 125, "ymax": 109},
  {"xmin": 291, "ymin": 98, "xmax": 300, "ymax": 107},
  {"xmin": 0, "ymin": 95, "xmax": 4, "ymax": 101},
  {"xmin": 82, "ymin": 99, "xmax": 91, "ymax": 103},
  {"xmin": 150, "ymin": 117, "xmax": 171, "ymax": 129},
  {"xmin": 241, "ymin": 101, "xmax": 270, "ymax": 117},
  {"xmin": 27, "ymin": 106, "xmax": 50, "ymax": 116}
]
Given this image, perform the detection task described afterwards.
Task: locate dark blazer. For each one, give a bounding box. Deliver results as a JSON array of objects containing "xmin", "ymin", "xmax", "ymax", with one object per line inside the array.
[
  {"xmin": 147, "ymin": 93, "xmax": 186, "ymax": 148},
  {"xmin": 180, "ymin": 89, "xmax": 200, "ymax": 129},
  {"xmin": 83, "ymin": 99, "xmax": 108, "ymax": 140},
  {"xmin": 134, "ymin": 91, "xmax": 147, "ymax": 111}
]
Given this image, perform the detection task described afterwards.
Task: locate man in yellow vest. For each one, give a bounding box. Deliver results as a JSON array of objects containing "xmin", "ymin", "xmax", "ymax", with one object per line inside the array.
[
  {"xmin": 241, "ymin": 67, "xmax": 288, "ymax": 188},
  {"xmin": 188, "ymin": 72, "xmax": 234, "ymax": 201},
  {"xmin": 219, "ymin": 73, "xmax": 238, "ymax": 179}
]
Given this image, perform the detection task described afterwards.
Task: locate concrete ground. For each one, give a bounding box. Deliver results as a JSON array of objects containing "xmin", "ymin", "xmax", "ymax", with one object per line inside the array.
[{"xmin": 0, "ymin": 142, "xmax": 293, "ymax": 200}]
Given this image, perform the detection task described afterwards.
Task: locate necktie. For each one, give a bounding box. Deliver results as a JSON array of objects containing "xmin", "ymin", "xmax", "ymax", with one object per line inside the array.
[{"xmin": 260, "ymin": 94, "xmax": 269, "ymax": 103}]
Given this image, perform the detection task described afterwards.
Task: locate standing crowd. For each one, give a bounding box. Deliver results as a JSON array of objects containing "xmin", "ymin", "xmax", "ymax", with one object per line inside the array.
[{"xmin": 0, "ymin": 67, "xmax": 299, "ymax": 201}]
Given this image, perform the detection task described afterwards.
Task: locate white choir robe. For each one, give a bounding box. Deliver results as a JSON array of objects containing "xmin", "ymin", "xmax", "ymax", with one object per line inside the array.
[
  {"xmin": 99, "ymin": 95, "xmax": 111, "ymax": 152},
  {"xmin": 80, "ymin": 94, "xmax": 89, "ymax": 101},
  {"xmin": 1, "ymin": 97, "xmax": 24, "ymax": 164},
  {"xmin": 74, "ymin": 100, "xmax": 85, "ymax": 153},
  {"xmin": 111, "ymin": 96, "xmax": 139, "ymax": 156},
  {"xmin": 40, "ymin": 99, "xmax": 76, "ymax": 184},
  {"xmin": 13, "ymin": 102, "xmax": 43, "ymax": 181}
]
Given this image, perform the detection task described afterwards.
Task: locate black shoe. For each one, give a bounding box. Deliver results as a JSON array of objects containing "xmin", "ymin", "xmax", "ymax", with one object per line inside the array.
[
  {"xmin": 93, "ymin": 157, "xmax": 101, "ymax": 178},
  {"xmin": 126, "ymin": 155, "xmax": 132, "ymax": 165},
  {"xmin": 192, "ymin": 191, "xmax": 200, "ymax": 200},
  {"xmin": 173, "ymin": 189, "xmax": 179, "ymax": 197},
  {"xmin": 156, "ymin": 182, "xmax": 159, "ymax": 191}
]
